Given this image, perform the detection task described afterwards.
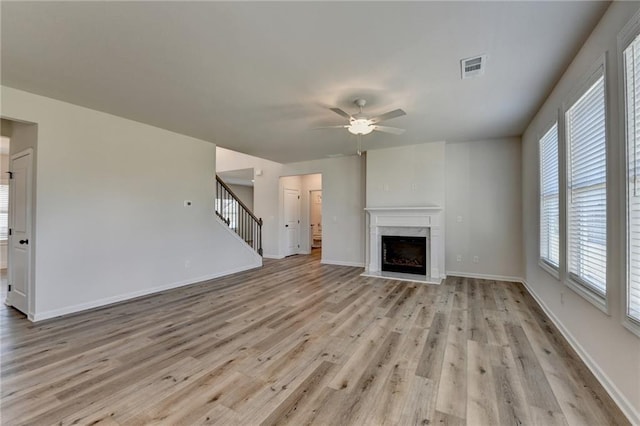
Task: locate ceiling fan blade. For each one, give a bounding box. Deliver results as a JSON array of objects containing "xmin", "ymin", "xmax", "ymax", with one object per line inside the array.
[
  {"xmin": 369, "ymin": 109, "xmax": 406, "ymax": 124},
  {"xmin": 373, "ymin": 125, "xmax": 405, "ymax": 135},
  {"xmin": 330, "ymin": 108, "xmax": 352, "ymax": 119},
  {"xmin": 312, "ymin": 125, "xmax": 349, "ymax": 130}
]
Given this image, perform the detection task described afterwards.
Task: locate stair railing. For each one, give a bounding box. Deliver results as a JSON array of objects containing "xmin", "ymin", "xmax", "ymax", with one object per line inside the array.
[{"xmin": 215, "ymin": 175, "xmax": 263, "ymax": 256}]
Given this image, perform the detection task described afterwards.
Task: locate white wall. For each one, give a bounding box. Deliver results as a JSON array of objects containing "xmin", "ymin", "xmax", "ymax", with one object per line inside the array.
[
  {"xmin": 283, "ymin": 157, "xmax": 365, "ymax": 267},
  {"xmin": 522, "ymin": 2, "xmax": 640, "ymax": 422},
  {"xmin": 445, "ymin": 138, "xmax": 522, "ymax": 279},
  {"xmin": 227, "ymin": 184, "xmax": 254, "ymax": 211},
  {"xmin": 367, "ymin": 142, "xmax": 445, "ymax": 208},
  {"xmin": 216, "ymin": 147, "xmax": 283, "ymax": 258},
  {"xmin": 1, "ymin": 86, "xmax": 261, "ymax": 321}
]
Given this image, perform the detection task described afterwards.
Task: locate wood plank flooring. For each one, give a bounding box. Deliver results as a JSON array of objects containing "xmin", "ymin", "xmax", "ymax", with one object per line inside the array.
[{"xmin": 0, "ymin": 251, "xmax": 629, "ymax": 425}]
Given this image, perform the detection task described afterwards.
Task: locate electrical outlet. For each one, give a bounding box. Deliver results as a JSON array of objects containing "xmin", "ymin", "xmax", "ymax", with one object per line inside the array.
[
  {"xmin": 457, "ymin": 216, "xmax": 463, "ymax": 223},
  {"xmin": 456, "ymin": 255, "xmax": 462, "ymax": 262},
  {"xmin": 185, "ymin": 260, "xmax": 191, "ymax": 269},
  {"xmin": 473, "ymin": 256, "xmax": 479, "ymax": 263}
]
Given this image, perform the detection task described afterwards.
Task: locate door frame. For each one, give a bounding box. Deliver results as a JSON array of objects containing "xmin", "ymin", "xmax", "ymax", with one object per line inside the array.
[{"xmin": 6, "ymin": 148, "xmax": 34, "ymax": 317}]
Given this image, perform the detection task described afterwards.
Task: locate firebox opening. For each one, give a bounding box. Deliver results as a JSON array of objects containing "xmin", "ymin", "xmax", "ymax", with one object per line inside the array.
[{"xmin": 381, "ymin": 235, "xmax": 427, "ymax": 276}]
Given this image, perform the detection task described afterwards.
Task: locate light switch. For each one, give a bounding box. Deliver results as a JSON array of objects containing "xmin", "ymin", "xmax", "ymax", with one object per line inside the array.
[{"xmin": 184, "ymin": 200, "xmax": 192, "ymax": 207}]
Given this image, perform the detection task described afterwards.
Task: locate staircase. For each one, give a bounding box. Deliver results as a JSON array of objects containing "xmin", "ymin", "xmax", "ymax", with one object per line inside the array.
[{"xmin": 215, "ymin": 175, "xmax": 263, "ymax": 256}]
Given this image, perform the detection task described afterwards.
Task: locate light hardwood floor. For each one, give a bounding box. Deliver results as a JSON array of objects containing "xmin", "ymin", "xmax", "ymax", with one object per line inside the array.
[{"xmin": 0, "ymin": 251, "xmax": 629, "ymax": 425}]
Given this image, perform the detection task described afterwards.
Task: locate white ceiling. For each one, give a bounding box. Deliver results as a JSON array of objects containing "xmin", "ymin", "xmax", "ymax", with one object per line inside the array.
[{"xmin": 1, "ymin": 1, "xmax": 608, "ymax": 163}]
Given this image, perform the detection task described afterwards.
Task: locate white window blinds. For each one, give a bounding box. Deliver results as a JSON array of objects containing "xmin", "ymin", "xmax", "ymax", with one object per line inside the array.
[
  {"xmin": 624, "ymin": 35, "xmax": 640, "ymax": 323},
  {"xmin": 540, "ymin": 123, "xmax": 559, "ymax": 268},
  {"xmin": 566, "ymin": 70, "xmax": 607, "ymax": 298}
]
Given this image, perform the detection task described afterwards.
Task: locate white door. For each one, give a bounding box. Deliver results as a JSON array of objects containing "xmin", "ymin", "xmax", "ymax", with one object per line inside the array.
[
  {"xmin": 7, "ymin": 150, "xmax": 32, "ymax": 314},
  {"xmin": 283, "ymin": 188, "xmax": 299, "ymax": 256}
]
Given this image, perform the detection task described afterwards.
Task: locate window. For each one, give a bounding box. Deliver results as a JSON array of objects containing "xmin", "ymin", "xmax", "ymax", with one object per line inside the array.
[
  {"xmin": 624, "ymin": 33, "xmax": 640, "ymax": 325},
  {"xmin": 0, "ymin": 184, "xmax": 7, "ymax": 241},
  {"xmin": 566, "ymin": 67, "xmax": 607, "ymax": 301},
  {"xmin": 539, "ymin": 123, "xmax": 560, "ymax": 270}
]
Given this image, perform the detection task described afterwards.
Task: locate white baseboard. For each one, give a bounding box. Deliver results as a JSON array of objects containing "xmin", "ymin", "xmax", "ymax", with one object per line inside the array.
[
  {"xmin": 321, "ymin": 259, "xmax": 365, "ymax": 268},
  {"xmin": 521, "ymin": 279, "xmax": 640, "ymax": 425},
  {"xmin": 445, "ymin": 270, "xmax": 523, "ymax": 283},
  {"xmin": 263, "ymin": 253, "xmax": 284, "ymax": 260},
  {"xmin": 30, "ymin": 262, "xmax": 262, "ymax": 322}
]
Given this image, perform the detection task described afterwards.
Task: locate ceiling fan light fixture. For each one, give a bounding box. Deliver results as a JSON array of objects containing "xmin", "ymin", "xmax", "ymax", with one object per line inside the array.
[{"xmin": 348, "ymin": 118, "xmax": 374, "ymax": 135}]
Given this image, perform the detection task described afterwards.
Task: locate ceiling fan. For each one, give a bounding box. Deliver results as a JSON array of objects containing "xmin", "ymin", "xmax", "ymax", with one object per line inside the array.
[{"xmin": 316, "ymin": 99, "xmax": 406, "ymax": 155}]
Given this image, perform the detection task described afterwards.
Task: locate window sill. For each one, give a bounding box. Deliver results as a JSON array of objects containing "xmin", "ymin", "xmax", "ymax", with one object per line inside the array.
[
  {"xmin": 538, "ymin": 259, "xmax": 560, "ymax": 280},
  {"xmin": 565, "ymin": 277, "xmax": 609, "ymax": 315},
  {"xmin": 622, "ymin": 317, "xmax": 640, "ymax": 339}
]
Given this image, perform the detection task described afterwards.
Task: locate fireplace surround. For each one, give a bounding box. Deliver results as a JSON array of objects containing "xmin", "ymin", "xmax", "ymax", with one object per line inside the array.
[{"xmin": 363, "ymin": 206, "xmax": 444, "ymax": 284}]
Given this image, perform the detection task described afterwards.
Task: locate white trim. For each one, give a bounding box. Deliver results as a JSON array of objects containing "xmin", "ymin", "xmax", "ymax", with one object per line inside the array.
[
  {"xmin": 521, "ymin": 279, "xmax": 640, "ymax": 425},
  {"xmin": 445, "ymin": 271, "xmax": 523, "ymax": 283},
  {"xmin": 263, "ymin": 254, "xmax": 285, "ymax": 260},
  {"xmin": 321, "ymin": 259, "xmax": 365, "ymax": 268},
  {"xmin": 31, "ymin": 262, "xmax": 262, "ymax": 322}
]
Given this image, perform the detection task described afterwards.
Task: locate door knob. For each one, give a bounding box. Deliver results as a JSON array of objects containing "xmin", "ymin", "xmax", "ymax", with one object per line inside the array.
[{"xmin": 19, "ymin": 239, "xmax": 28, "ymax": 245}]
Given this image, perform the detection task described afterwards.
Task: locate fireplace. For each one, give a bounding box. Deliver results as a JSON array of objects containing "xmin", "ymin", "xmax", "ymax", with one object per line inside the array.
[
  {"xmin": 381, "ymin": 236, "xmax": 427, "ymax": 275},
  {"xmin": 364, "ymin": 207, "xmax": 444, "ymax": 284}
]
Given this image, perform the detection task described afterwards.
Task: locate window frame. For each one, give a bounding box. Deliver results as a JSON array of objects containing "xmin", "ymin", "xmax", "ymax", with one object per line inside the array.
[
  {"xmin": 538, "ymin": 120, "xmax": 561, "ymax": 279},
  {"xmin": 619, "ymin": 10, "xmax": 640, "ymax": 337},
  {"xmin": 562, "ymin": 54, "xmax": 609, "ymax": 314}
]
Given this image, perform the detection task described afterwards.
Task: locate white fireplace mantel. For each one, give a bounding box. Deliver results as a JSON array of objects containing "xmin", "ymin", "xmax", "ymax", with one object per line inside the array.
[{"xmin": 364, "ymin": 206, "xmax": 445, "ymax": 284}]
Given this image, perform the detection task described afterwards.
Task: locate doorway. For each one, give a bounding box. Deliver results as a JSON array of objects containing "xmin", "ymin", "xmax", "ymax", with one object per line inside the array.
[
  {"xmin": 280, "ymin": 173, "xmax": 322, "ymax": 257},
  {"xmin": 1, "ymin": 118, "xmax": 36, "ymax": 318},
  {"xmin": 310, "ymin": 190, "xmax": 322, "ymax": 249}
]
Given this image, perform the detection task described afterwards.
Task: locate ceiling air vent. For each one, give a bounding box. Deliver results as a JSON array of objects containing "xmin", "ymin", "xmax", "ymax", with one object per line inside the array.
[{"xmin": 461, "ymin": 55, "xmax": 487, "ymax": 79}]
